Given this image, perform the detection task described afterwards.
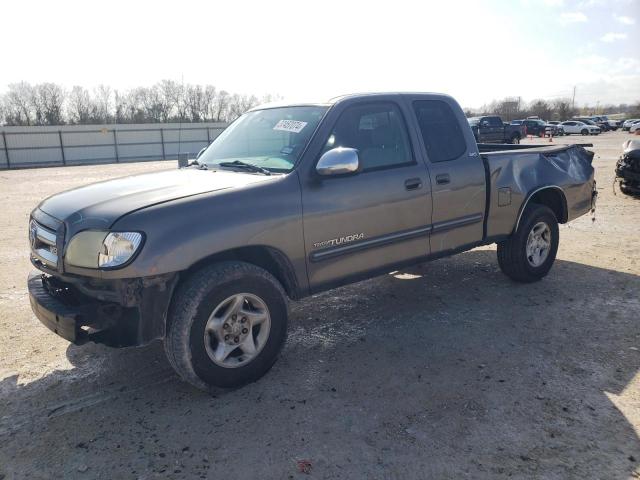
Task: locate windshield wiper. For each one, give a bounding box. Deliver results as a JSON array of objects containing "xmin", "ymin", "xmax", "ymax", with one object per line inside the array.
[
  {"xmin": 218, "ymin": 160, "xmax": 271, "ymax": 175},
  {"xmin": 187, "ymin": 159, "xmax": 208, "ymax": 170}
]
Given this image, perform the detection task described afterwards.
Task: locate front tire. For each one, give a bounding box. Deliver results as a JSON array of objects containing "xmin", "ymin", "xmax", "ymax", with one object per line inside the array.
[
  {"xmin": 581, "ymin": 129, "xmax": 589, "ymax": 135},
  {"xmin": 165, "ymin": 261, "xmax": 288, "ymax": 391},
  {"xmin": 497, "ymin": 204, "xmax": 559, "ymax": 283}
]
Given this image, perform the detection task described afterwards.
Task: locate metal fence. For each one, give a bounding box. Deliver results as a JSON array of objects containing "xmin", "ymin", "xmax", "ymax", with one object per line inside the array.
[{"xmin": 0, "ymin": 122, "xmax": 228, "ymax": 169}]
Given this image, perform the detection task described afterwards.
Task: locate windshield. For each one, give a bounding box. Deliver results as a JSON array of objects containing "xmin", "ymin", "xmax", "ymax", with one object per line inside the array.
[{"xmin": 198, "ymin": 106, "xmax": 328, "ymax": 173}]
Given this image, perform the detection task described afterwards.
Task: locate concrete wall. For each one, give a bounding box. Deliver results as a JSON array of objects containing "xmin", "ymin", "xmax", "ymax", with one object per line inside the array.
[{"xmin": 0, "ymin": 122, "xmax": 228, "ymax": 169}]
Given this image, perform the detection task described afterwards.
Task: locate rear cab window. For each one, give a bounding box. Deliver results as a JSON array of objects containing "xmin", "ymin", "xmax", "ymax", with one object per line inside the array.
[
  {"xmin": 412, "ymin": 100, "xmax": 467, "ymax": 163},
  {"xmin": 487, "ymin": 116, "xmax": 503, "ymax": 127}
]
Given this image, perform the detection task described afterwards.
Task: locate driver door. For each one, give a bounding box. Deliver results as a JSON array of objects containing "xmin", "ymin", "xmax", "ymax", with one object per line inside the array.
[{"xmin": 301, "ymin": 101, "xmax": 432, "ymax": 292}]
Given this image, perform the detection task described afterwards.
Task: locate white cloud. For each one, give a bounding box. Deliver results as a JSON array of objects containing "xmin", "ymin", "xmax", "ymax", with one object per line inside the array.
[
  {"xmin": 543, "ymin": 0, "xmax": 564, "ymax": 5},
  {"xmin": 559, "ymin": 12, "xmax": 588, "ymax": 24},
  {"xmin": 613, "ymin": 14, "xmax": 636, "ymax": 25},
  {"xmin": 615, "ymin": 58, "xmax": 640, "ymax": 75},
  {"xmin": 601, "ymin": 32, "xmax": 628, "ymax": 42}
]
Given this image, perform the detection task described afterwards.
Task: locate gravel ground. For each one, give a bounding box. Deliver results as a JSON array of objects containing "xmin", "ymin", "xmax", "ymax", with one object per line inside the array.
[{"xmin": 0, "ymin": 132, "xmax": 639, "ymax": 479}]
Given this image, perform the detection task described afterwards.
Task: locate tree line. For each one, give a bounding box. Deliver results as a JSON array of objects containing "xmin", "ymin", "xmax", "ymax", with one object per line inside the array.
[
  {"xmin": 3, "ymin": 84, "xmax": 639, "ymax": 126},
  {"xmin": 0, "ymin": 80, "xmax": 278, "ymax": 126},
  {"xmin": 464, "ymin": 96, "xmax": 640, "ymax": 121}
]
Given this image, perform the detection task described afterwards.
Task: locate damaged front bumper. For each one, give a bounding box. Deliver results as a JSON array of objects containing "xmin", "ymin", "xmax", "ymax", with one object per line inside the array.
[{"xmin": 28, "ymin": 270, "xmax": 177, "ymax": 347}]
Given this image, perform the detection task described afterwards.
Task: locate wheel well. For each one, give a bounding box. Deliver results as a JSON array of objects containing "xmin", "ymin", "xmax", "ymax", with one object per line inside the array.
[
  {"xmin": 527, "ymin": 188, "xmax": 568, "ymax": 224},
  {"xmin": 184, "ymin": 246, "xmax": 302, "ymax": 300}
]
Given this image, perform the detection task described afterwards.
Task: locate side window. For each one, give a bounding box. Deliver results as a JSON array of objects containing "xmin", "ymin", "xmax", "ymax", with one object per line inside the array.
[
  {"xmin": 488, "ymin": 116, "xmax": 502, "ymax": 127},
  {"xmin": 323, "ymin": 102, "xmax": 413, "ymax": 171},
  {"xmin": 413, "ymin": 100, "xmax": 467, "ymax": 163}
]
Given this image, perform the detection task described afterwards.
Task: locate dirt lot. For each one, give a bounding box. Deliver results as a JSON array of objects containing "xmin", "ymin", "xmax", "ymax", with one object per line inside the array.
[{"xmin": 0, "ymin": 132, "xmax": 639, "ymax": 479}]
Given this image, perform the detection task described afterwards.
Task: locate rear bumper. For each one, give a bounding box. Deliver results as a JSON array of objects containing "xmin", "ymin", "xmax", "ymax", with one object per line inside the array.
[{"xmin": 28, "ymin": 270, "xmax": 178, "ymax": 347}]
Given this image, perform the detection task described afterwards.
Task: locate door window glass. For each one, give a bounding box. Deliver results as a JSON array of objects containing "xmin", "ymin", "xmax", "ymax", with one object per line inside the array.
[
  {"xmin": 413, "ymin": 100, "xmax": 467, "ymax": 163},
  {"xmin": 323, "ymin": 103, "xmax": 414, "ymax": 171}
]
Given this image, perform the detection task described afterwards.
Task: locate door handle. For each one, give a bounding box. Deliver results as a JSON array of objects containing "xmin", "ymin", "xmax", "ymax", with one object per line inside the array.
[
  {"xmin": 404, "ymin": 178, "xmax": 422, "ymax": 190},
  {"xmin": 436, "ymin": 174, "xmax": 450, "ymax": 185}
]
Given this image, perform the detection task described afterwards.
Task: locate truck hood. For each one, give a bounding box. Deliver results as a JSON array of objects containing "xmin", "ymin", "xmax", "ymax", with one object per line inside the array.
[{"xmin": 37, "ymin": 168, "xmax": 275, "ymax": 232}]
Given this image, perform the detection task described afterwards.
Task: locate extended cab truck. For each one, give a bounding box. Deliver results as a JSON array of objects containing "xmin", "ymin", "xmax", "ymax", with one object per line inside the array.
[
  {"xmin": 27, "ymin": 93, "xmax": 597, "ymax": 391},
  {"xmin": 467, "ymin": 115, "xmax": 524, "ymax": 144}
]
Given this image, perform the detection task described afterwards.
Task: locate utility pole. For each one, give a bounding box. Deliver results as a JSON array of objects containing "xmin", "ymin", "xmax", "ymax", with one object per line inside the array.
[{"xmin": 571, "ymin": 86, "xmax": 576, "ymax": 110}]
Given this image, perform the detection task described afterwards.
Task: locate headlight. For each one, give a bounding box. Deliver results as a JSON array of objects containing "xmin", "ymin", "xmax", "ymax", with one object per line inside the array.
[{"xmin": 65, "ymin": 231, "xmax": 143, "ymax": 269}]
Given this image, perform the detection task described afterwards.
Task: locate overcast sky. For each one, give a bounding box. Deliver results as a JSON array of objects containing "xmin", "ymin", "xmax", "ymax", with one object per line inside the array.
[{"xmin": 2, "ymin": 0, "xmax": 639, "ymax": 108}]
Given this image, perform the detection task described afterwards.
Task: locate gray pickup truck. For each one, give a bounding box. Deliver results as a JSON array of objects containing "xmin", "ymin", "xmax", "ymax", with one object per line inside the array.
[{"xmin": 28, "ymin": 93, "xmax": 596, "ymax": 391}]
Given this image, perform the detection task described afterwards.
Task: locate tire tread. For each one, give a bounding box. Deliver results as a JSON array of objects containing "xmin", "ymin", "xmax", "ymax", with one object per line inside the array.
[{"xmin": 164, "ymin": 261, "xmax": 287, "ymax": 392}]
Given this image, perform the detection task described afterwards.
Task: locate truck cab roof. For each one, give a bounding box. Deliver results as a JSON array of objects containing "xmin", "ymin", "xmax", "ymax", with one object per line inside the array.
[{"xmin": 249, "ymin": 92, "xmax": 456, "ymax": 112}]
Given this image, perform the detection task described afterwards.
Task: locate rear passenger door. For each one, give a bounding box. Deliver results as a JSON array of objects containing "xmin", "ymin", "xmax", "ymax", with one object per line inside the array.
[
  {"xmin": 410, "ymin": 98, "xmax": 486, "ymax": 254},
  {"xmin": 486, "ymin": 116, "xmax": 504, "ymax": 143},
  {"xmin": 478, "ymin": 117, "xmax": 496, "ymax": 143}
]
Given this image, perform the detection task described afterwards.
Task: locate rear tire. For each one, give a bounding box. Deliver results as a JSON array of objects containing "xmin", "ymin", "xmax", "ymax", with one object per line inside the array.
[
  {"xmin": 497, "ymin": 204, "xmax": 559, "ymax": 283},
  {"xmin": 510, "ymin": 135, "xmax": 520, "ymax": 144},
  {"xmin": 165, "ymin": 261, "xmax": 288, "ymax": 391}
]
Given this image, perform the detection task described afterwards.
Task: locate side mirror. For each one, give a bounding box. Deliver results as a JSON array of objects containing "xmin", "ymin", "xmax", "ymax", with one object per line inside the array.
[
  {"xmin": 316, "ymin": 147, "xmax": 360, "ymax": 176},
  {"xmin": 196, "ymin": 147, "xmax": 207, "ymax": 159}
]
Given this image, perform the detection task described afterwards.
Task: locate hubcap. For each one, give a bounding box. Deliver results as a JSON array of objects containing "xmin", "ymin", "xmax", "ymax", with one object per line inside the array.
[
  {"xmin": 204, "ymin": 293, "xmax": 271, "ymax": 368},
  {"xmin": 526, "ymin": 222, "xmax": 551, "ymax": 267}
]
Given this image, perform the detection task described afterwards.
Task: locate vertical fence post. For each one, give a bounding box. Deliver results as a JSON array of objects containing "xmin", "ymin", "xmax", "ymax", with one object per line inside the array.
[
  {"xmin": 58, "ymin": 130, "xmax": 66, "ymax": 165},
  {"xmin": 113, "ymin": 129, "xmax": 120, "ymax": 163},
  {"xmin": 206, "ymin": 126, "xmax": 210, "ymax": 145},
  {"xmin": 2, "ymin": 131, "xmax": 10, "ymax": 169},
  {"xmin": 160, "ymin": 128, "xmax": 166, "ymax": 160}
]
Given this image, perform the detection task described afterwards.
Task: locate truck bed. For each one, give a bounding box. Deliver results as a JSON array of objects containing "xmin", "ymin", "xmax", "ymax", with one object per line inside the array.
[
  {"xmin": 479, "ymin": 143, "xmax": 595, "ymax": 239},
  {"xmin": 477, "ymin": 142, "xmax": 593, "ymax": 153}
]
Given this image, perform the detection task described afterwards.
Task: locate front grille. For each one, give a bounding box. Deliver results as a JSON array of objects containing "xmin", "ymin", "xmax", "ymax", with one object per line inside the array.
[{"xmin": 30, "ymin": 219, "xmax": 58, "ymax": 269}]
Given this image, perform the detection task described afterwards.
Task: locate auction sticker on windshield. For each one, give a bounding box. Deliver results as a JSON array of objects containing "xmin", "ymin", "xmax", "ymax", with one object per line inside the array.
[{"xmin": 273, "ymin": 120, "xmax": 307, "ymax": 133}]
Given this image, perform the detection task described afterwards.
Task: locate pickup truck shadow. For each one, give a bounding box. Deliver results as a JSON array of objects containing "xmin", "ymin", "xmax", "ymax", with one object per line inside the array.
[{"xmin": 1, "ymin": 250, "xmax": 639, "ymax": 478}]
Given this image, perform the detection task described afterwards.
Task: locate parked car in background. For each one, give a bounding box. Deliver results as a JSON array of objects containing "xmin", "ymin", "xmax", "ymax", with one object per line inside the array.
[
  {"xmin": 586, "ymin": 116, "xmax": 611, "ymax": 132},
  {"xmin": 591, "ymin": 116, "xmax": 618, "ymax": 131},
  {"xmin": 630, "ymin": 122, "xmax": 640, "ymax": 134},
  {"xmin": 518, "ymin": 117, "xmax": 561, "ymax": 137},
  {"xmin": 520, "ymin": 119, "xmax": 549, "ymax": 137},
  {"xmin": 468, "ymin": 115, "xmax": 525, "ymax": 144},
  {"xmin": 623, "ymin": 119, "xmax": 640, "ymax": 131},
  {"xmin": 547, "ymin": 121, "xmax": 566, "ymax": 136},
  {"xmin": 561, "ymin": 120, "xmax": 601, "ymax": 135},
  {"xmin": 573, "ymin": 117, "xmax": 606, "ymax": 132}
]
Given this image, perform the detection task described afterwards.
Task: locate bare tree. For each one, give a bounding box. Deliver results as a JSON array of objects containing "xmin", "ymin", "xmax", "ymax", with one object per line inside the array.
[
  {"xmin": 552, "ymin": 98, "xmax": 576, "ymax": 121},
  {"xmin": 94, "ymin": 85, "xmax": 113, "ymax": 123},
  {"xmin": 185, "ymin": 84, "xmax": 206, "ymax": 122},
  {"xmin": 68, "ymin": 86, "xmax": 92, "ymax": 124},
  {"xmin": 203, "ymin": 85, "xmax": 217, "ymax": 121},
  {"xmin": 114, "ymin": 89, "xmax": 125, "ymax": 123},
  {"xmin": 528, "ymin": 99, "xmax": 552, "ymax": 120},
  {"xmin": 120, "ymin": 88, "xmax": 147, "ymax": 123},
  {"xmin": 159, "ymin": 80, "xmax": 182, "ymax": 121},
  {"xmin": 0, "ymin": 80, "xmax": 277, "ymax": 125},
  {"xmin": 227, "ymin": 94, "xmax": 258, "ymax": 121},
  {"xmin": 4, "ymin": 82, "xmax": 34, "ymax": 125},
  {"xmin": 492, "ymin": 97, "xmax": 522, "ymax": 121},
  {"xmin": 214, "ymin": 90, "xmax": 230, "ymax": 121},
  {"xmin": 30, "ymin": 83, "xmax": 66, "ymax": 125}
]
